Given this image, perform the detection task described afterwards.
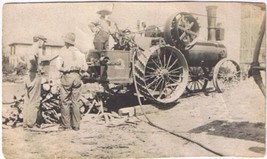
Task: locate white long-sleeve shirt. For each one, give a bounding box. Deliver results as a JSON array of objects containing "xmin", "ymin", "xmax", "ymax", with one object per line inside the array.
[{"xmin": 57, "ymin": 46, "xmax": 87, "ymax": 72}]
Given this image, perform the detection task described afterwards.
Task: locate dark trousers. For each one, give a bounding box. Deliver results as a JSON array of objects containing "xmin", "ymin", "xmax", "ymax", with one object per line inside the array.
[
  {"xmin": 93, "ymin": 31, "xmax": 109, "ymax": 50},
  {"xmin": 60, "ymin": 85, "xmax": 81, "ymax": 129},
  {"xmin": 94, "ymin": 40, "xmax": 109, "ymax": 51}
]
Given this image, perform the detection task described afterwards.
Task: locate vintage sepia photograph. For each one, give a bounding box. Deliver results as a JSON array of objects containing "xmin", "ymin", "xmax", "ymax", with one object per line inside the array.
[{"xmin": 2, "ymin": 1, "xmax": 266, "ymax": 158}]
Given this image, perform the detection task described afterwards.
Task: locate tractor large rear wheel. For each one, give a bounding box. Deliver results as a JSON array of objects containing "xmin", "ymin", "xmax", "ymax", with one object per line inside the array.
[{"xmin": 134, "ymin": 45, "xmax": 189, "ymax": 105}]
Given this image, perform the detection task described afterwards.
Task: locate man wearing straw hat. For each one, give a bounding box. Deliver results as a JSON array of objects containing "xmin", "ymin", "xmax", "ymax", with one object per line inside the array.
[
  {"xmin": 23, "ymin": 35, "xmax": 47, "ymax": 129},
  {"xmin": 57, "ymin": 32, "xmax": 88, "ymax": 131},
  {"xmin": 89, "ymin": 7, "xmax": 116, "ymax": 50}
]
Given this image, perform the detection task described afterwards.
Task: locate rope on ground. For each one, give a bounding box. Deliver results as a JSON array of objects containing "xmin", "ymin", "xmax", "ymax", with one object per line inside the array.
[{"xmin": 132, "ymin": 49, "xmax": 224, "ymax": 157}]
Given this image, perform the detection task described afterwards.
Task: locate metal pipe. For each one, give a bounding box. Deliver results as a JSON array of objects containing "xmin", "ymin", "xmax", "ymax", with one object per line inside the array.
[{"xmin": 206, "ymin": 6, "xmax": 218, "ymax": 41}]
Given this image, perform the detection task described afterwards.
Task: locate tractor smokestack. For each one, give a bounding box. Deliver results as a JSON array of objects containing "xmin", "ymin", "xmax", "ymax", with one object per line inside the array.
[{"xmin": 206, "ymin": 6, "xmax": 218, "ymax": 41}]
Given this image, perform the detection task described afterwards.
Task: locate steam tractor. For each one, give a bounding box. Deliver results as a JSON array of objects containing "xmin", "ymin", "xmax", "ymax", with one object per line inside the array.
[
  {"xmin": 82, "ymin": 6, "xmax": 241, "ymax": 109},
  {"xmin": 1, "ymin": 6, "xmax": 243, "ymax": 126}
]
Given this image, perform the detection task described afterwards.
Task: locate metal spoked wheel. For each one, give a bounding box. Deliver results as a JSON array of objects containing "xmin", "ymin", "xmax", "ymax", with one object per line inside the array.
[
  {"xmin": 164, "ymin": 12, "xmax": 200, "ymax": 50},
  {"xmin": 213, "ymin": 58, "xmax": 241, "ymax": 93},
  {"xmin": 186, "ymin": 67, "xmax": 209, "ymax": 93},
  {"xmin": 134, "ymin": 45, "xmax": 189, "ymax": 105}
]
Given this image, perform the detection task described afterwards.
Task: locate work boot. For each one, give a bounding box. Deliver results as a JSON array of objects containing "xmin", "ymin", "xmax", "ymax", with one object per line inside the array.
[
  {"xmin": 58, "ymin": 126, "xmax": 71, "ymax": 132},
  {"xmin": 72, "ymin": 127, "xmax": 80, "ymax": 131},
  {"xmin": 35, "ymin": 124, "xmax": 42, "ymax": 129}
]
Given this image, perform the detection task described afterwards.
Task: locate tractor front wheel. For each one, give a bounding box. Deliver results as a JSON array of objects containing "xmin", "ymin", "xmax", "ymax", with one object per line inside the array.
[
  {"xmin": 213, "ymin": 58, "xmax": 241, "ymax": 93},
  {"xmin": 186, "ymin": 67, "xmax": 209, "ymax": 93}
]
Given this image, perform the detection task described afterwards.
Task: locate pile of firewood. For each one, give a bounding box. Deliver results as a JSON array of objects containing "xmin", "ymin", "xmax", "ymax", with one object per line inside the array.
[
  {"xmin": 3, "ymin": 82, "xmax": 120, "ymax": 127},
  {"xmin": 2, "ymin": 80, "xmax": 62, "ymax": 127},
  {"xmin": 2, "ymin": 96, "xmax": 24, "ymax": 128},
  {"xmin": 40, "ymin": 80, "xmax": 61, "ymax": 124}
]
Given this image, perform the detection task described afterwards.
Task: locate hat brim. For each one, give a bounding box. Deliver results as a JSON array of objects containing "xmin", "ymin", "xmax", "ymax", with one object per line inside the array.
[
  {"xmin": 62, "ymin": 36, "xmax": 75, "ymax": 45},
  {"xmin": 39, "ymin": 37, "xmax": 47, "ymax": 42},
  {"xmin": 97, "ymin": 10, "xmax": 112, "ymax": 15},
  {"xmin": 33, "ymin": 35, "xmax": 47, "ymax": 42}
]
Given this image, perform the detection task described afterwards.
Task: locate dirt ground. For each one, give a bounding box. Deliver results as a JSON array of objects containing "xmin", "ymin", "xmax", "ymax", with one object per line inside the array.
[{"xmin": 2, "ymin": 77, "xmax": 266, "ymax": 158}]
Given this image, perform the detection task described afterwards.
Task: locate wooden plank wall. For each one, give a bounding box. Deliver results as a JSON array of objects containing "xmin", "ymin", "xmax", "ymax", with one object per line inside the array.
[{"xmin": 240, "ymin": 4, "xmax": 266, "ymax": 70}]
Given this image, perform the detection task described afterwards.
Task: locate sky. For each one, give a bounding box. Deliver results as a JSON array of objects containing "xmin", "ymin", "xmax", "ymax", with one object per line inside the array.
[{"xmin": 3, "ymin": 2, "xmax": 241, "ymax": 60}]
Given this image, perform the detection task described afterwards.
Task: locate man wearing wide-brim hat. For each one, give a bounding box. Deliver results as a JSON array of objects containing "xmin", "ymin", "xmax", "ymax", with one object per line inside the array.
[
  {"xmin": 88, "ymin": 9, "xmax": 114, "ymax": 50},
  {"xmin": 23, "ymin": 35, "xmax": 47, "ymax": 129},
  {"xmin": 57, "ymin": 32, "xmax": 88, "ymax": 131},
  {"xmin": 96, "ymin": 9, "xmax": 112, "ymax": 16},
  {"xmin": 33, "ymin": 35, "xmax": 47, "ymax": 42}
]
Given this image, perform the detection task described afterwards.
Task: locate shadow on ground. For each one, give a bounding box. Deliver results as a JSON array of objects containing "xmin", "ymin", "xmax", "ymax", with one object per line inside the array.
[
  {"xmin": 189, "ymin": 120, "xmax": 265, "ymax": 143},
  {"xmin": 248, "ymin": 146, "xmax": 265, "ymax": 154}
]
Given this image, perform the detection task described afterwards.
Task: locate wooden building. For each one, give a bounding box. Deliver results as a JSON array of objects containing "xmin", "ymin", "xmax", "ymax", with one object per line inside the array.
[{"xmin": 240, "ymin": 4, "xmax": 266, "ymax": 69}]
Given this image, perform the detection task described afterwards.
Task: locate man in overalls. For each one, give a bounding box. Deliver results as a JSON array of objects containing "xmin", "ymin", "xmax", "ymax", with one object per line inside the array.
[
  {"xmin": 23, "ymin": 35, "xmax": 47, "ymax": 129},
  {"xmin": 58, "ymin": 32, "xmax": 88, "ymax": 131},
  {"xmin": 88, "ymin": 9, "xmax": 114, "ymax": 50}
]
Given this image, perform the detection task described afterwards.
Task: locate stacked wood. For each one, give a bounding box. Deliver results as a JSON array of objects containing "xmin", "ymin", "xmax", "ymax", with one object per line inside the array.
[
  {"xmin": 40, "ymin": 81, "xmax": 61, "ymax": 124},
  {"xmin": 3, "ymin": 82, "xmax": 124, "ymax": 127},
  {"xmin": 2, "ymin": 96, "xmax": 24, "ymax": 128},
  {"xmin": 3, "ymin": 80, "xmax": 62, "ymax": 127}
]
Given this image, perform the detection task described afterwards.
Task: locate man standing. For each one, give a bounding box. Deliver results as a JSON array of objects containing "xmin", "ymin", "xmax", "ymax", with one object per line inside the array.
[
  {"xmin": 58, "ymin": 32, "xmax": 88, "ymax": 131},
  {"xmin": 23, "ymin": 35, "xmax": 47, "ymax": 129},
  {"xmin": 89, "ymin": 9, "xmax": 116, "ymax": 50}
]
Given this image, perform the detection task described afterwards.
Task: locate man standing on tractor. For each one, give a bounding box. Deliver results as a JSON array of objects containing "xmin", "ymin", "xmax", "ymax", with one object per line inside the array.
[
  {"xmin": 57, "ymin": 32, "xmax": 88, "ymax": 131},
  {"xmin": 88, "ymin": 8, "xmax": 117, "ymax": 50},
  {"xmin": 23, "ymin": 35, "xmax": 47, "ymax": 129}
]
